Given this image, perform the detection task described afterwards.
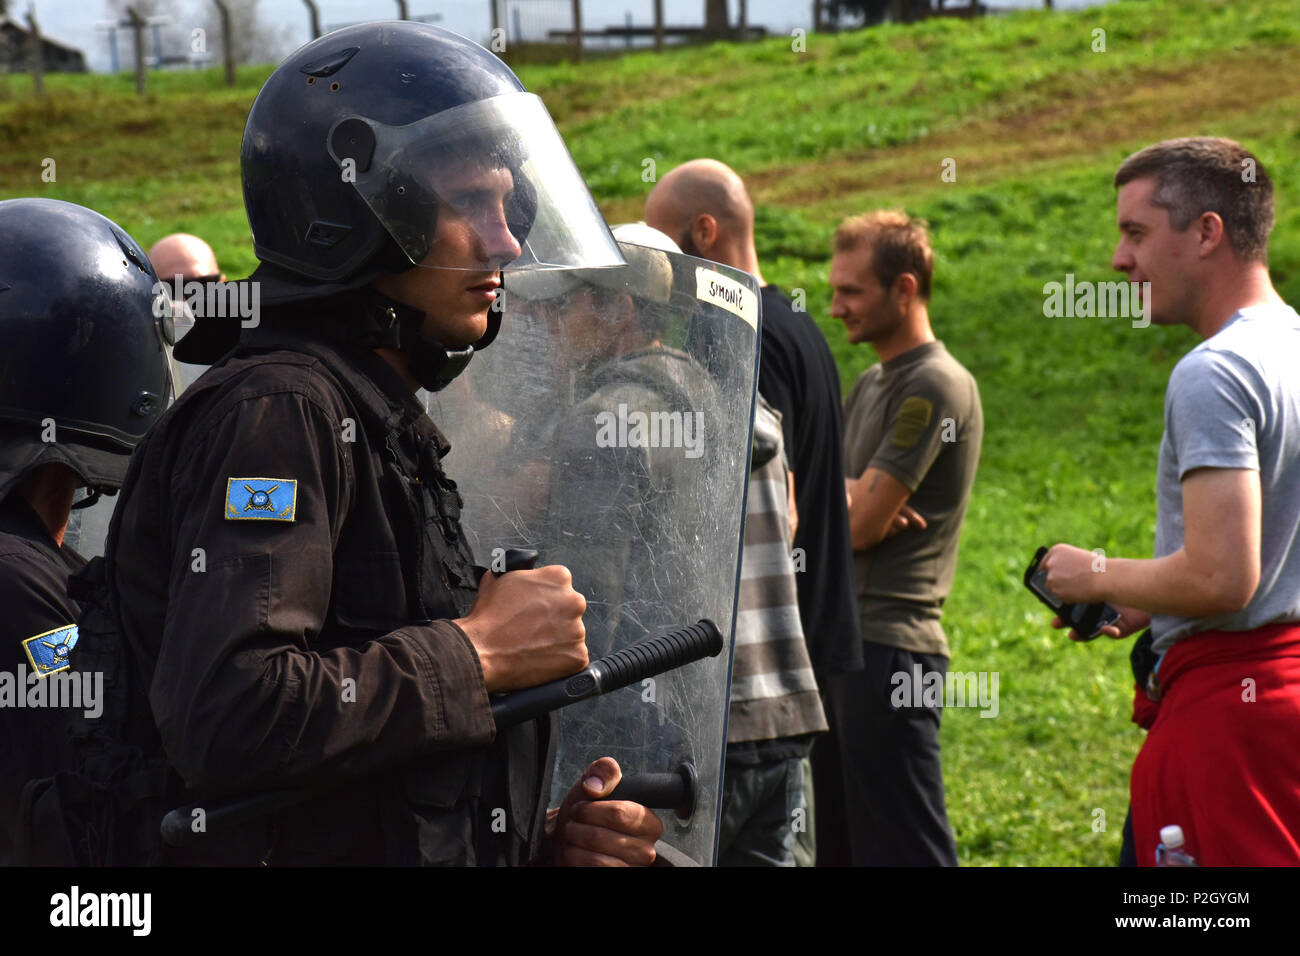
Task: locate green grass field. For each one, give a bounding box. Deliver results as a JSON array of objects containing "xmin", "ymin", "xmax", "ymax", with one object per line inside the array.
[{"xmin": 3, "ymin": 0, "xmax": 1298, "ymax": 865}]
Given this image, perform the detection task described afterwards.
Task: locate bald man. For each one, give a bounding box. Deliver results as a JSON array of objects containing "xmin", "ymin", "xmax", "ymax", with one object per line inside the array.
[
  {"xmin": 646, "ymin": 160, "xmax": 863, "ymax": 866},
  {"xmin": 148, "ymin": 233, "xmax": 222, "ymax": 396},
  {"xmin": 149, "ymin": 233, "xmax": 223, "ymax": 286}
]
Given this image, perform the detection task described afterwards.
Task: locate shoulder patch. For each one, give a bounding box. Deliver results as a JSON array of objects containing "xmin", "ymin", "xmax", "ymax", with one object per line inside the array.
[
  {"xmin": 22, "ymin": 624, "xmax": 79, "ymax": 678},
  {"xmin": 225, "ymin": 477, "xmax": 298, "ymax": 522},
  {"xmin": 891, "ymin": 396, "xmax": 934, "ymax": 450}
]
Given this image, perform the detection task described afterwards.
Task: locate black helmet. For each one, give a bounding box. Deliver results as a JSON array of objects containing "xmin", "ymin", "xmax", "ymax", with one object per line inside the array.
[
  {"xmin": 0, "ymin": 198, "xmax": 171, "ymax": 502},
  {"xmin": 241, "ymin": 21, "xmax": 618, "ymax": 289},
  {"xmin": 180, "ymin": 22, "xmax": 623, "ymax": 388}
]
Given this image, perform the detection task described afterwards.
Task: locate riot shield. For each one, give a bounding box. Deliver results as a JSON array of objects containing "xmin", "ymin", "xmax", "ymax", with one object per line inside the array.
[
  {"xmin": 169, "ymin": 313, "xmax": 210, "ymax": 396},
  {"xmin": 431, "ymin": 238, "xmax": 759, "ymax": 866},
  {"xmin": 63, "ymin": 490, "xmax": 116, "ymax": 558}
]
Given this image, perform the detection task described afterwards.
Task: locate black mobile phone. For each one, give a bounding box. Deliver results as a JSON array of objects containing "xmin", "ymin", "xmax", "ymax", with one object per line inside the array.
[{"xmin": 1024, "ymin": 546, "xmax": 1122, "ymax": 641}]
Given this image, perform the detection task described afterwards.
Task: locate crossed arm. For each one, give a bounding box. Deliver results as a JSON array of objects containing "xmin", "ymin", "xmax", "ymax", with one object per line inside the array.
[{"xmin": 845, "ymin": 467, "xmax": 925, "ymax": 551}]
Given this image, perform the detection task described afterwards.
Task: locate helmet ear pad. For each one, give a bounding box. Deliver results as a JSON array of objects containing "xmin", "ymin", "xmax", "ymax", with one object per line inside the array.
[
  {"xmin": 505, "ymin": 171, "xmax": 537, "ymax": 247},
  {"xmin": 373, "ymin": 166, "xmax": 440, "ymax": 267}
]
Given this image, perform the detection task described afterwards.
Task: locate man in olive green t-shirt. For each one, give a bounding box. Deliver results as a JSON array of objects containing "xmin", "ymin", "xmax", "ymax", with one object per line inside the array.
[{"xmin": 831, "ymin": 210, "xmax": 983, "ymax": 866}]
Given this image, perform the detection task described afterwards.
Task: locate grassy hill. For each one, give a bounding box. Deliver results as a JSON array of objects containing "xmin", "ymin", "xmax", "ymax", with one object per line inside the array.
[{"xmin": 3, "ymin": 0, "xmax": 1298, "ymax": 866}]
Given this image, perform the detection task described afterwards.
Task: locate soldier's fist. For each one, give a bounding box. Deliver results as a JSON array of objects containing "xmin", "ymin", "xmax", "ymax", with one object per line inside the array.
[{"xmin": 456, "ymin": 563, "xmax": 588, "ymax": 692}]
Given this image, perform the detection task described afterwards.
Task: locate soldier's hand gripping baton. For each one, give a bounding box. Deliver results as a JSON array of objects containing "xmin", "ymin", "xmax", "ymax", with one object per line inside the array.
[
  {"xmin": 482, "ymin": 550, "xmax": 724, "ymax": 729},
  {"xmin": 160, "ymin": 547, "xmax": 724, "ymax": 847}
]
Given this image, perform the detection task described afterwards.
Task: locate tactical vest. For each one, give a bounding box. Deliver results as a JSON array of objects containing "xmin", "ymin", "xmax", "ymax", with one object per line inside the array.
[{"xmin": 22, "ymin": 320, "xmax": 555, "ymax": 866}]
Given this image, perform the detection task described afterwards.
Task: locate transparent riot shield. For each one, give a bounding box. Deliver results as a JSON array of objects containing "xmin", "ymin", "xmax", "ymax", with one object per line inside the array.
[
  {"xmin": 63, "ymin": 490, "xmax": 117, "ymax": 558},
  {"xmin": 431, "ymin": 240, "xmax": 759, "ymax": 866}
]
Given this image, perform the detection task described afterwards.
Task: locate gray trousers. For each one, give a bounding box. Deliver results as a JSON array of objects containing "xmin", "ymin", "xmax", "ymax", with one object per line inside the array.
[{"xmin": 717, "ymin": 755, "xmax": 807, "ymax": 867}]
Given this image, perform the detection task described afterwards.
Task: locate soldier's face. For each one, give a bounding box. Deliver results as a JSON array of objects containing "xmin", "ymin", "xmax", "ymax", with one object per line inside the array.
[{"xmin": 374, "ymin": 165, "xmax": 523, "ymax": 347}]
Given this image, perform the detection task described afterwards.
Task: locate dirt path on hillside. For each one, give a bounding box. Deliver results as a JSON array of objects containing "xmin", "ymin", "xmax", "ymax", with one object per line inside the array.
[{"xmin": 601, "ymin": 48, "xmax": 1300, "ymax": 224}]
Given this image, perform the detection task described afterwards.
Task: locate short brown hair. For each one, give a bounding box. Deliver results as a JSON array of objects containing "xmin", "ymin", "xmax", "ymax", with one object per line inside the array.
[
  {"xmin": 833, "ymin": 210, "xmax": 934, "ymax": 300},
  {"xmin": 1114, "ymin": 137, "xmax": 1274, "ymax": 263}
]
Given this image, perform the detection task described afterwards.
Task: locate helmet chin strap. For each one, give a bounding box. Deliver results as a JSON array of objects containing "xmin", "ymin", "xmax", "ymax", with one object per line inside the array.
[
  {"xmin": 383, "ymin": 289, "xmax": 504, "ymax": 393},
  {"xmin": 241, "ymin": 281, "xmax": 504, "ymax": 393},
  {"xmin": 71, "ymin": 487, "xmax": 104, "ymax": 510},
  {"xmin": 405, "ymin": 332, "xmax": 475, "ymax": 393},
  {"xmin": 336, "ymin": 286, "xmax": 501, "ymax": 393}
]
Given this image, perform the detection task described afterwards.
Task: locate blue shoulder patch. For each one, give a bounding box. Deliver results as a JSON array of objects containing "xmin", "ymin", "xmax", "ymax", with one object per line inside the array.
[
  {"xmin": 22, "ymin": 624, "xmax": 79, "ymax": 678},
  {"xmin": 225, "ymin": 477, "xmax": 298, "ymax": 522}
]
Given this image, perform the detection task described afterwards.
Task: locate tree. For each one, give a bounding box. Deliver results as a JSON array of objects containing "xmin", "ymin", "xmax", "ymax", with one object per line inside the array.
[
  {"xmin": 703, "ymin": 0, "xmax": 728, "ymax": 38},
  {"xmin": 195, "ymin": 0, "xmax": 291, "ymax": 66}
]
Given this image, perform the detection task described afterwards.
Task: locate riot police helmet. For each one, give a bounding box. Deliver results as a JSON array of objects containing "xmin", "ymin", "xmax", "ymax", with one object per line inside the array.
[
  {"xmin": 0, "ymin": 198, "xmax": 172, "ymax": 504},
  {"xmin": 177, "ymin": 21, "xmax": 623, "ymax": 388}
]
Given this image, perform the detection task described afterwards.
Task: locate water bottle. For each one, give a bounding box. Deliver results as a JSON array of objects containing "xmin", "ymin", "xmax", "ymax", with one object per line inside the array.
[{"xmin": 1155, "ymin": 824, "xmax": 1197, "ymax": 866}]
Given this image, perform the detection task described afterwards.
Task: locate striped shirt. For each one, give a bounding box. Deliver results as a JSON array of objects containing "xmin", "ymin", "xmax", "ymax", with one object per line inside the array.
[{"xmin": 728, "ymin": 399, "xmax": 829, "ymax": 744}]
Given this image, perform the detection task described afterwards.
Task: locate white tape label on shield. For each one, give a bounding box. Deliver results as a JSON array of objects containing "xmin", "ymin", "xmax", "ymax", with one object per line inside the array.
[{"xmin": 695, "ymin": 267, "xmax": 758, "ymax": 329}]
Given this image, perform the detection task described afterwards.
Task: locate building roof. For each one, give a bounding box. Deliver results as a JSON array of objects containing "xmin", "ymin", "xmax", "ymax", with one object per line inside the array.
[{"xmin": 0, "ymin": 16, "xmax": 88, "ymax": 58}]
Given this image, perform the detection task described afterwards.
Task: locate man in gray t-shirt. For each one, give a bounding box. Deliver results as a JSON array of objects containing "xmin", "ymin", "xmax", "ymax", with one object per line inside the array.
[
  {"xmin": 1040, "ymin": 137, "xmax": 1300, "ymax": 866},
  {"xmin": 1149, "ymin": 305, "xmax": 1300, "ymax": 655}
]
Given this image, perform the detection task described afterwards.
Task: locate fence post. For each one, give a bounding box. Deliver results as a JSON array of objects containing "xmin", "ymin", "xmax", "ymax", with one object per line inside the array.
[
  {"xmin": 571, "ymin": 0, "xmax": 582, "ymax": 63},
  {"xmin": 303, "ymin": 0, "xmax": 321, "ymax": 39},
  {"xmin": 126, "ymin": 6, "xmax": 147, "ymax": 95},
  {"xmin": 213, "ymin": 0, "xmax": 235, "ymax": 87},
  {"xmin": 26, "ymin": 8, "xmax": 46, "ymax": 97}
]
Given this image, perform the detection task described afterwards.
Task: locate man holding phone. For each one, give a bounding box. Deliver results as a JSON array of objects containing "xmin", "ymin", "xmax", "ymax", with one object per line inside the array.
[{"xmin": 1040, "ymin": 137, "xmax": 1300, "ymax": 866}]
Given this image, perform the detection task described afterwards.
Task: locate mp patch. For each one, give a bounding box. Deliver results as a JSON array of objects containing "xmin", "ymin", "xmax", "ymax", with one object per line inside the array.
[
  {"xmin": 225, "ymin": 477, "xmax": 298, "ymax": 522},
  {"xmin": 21, "ymin": 624, "xmax": 79, "ymax": 678},
  {"xmin": 891, "ymin": 396, "xmax": 934, "ymax": 450}
]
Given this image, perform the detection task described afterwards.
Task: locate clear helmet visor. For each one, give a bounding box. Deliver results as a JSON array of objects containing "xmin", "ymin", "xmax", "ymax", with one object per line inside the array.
[{"xmin": 328, "ymin": 92, "xmax": 624, "ymax": 273}]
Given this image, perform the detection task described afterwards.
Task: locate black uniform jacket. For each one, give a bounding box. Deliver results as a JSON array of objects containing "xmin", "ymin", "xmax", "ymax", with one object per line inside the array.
[
  {"xmin": 108, "ymin": 322, "xmax": 552, "ymax": 865},
  {"xmin": 0, "ymin": 494, "xmax": 85, "ymax": 863}
]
